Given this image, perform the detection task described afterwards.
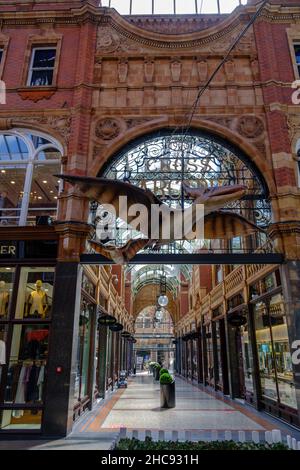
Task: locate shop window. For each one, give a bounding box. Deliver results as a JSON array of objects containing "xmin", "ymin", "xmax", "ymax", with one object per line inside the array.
[
  {"xmin": 294, "ymin": 44, "xmax": 300, "ymax": 77},
  {"xmin": 0, "ymin": 267, "xmax": 15, "ymax": 320},
  {"xmin": 1, "ymin": 323, "xmax": 48, "ymax": 430},
  {"xmin": 15, "ymin": 267, "xmax": 54, "ymax": 320},
  {"xmin": 82, "ymin": 273, "xmax": 96, "ymax": 298},
  {"xmin": 0, "ymin": 130, "xmax": 62, "ymax": 226},
  {"xmin": 0, "ymin": 324, "xmax": 9, "ymax": 382},
  {"xmin": 0, "ymin": 409, "xmax": 42, "ymax": 430},
  {"xmin": 28, "ymin": 161, "xmax": 60, "ymax": 226},
  {"xmin": 240, "ymin": 324, "xmax": 254, "ymax": 394},
  {"xmin": 254, "ymin": 294, "xmax": 297, "ymax": 410},
  {"xmin": 0, "ymin": 162, "xmax": 27, "ymax": 226},
  {"xmin": 27, "ymin": 48, "xmax": 56, "ymax": 87},
  {"xmin": 74, "ymin": 298, "xmax": 94, "ymax": 406}
]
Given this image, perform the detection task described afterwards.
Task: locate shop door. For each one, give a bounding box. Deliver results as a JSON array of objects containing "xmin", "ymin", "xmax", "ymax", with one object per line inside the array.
[{"xmin": 235, "ymin": 328, "xmax": 246, "ymax": 398}]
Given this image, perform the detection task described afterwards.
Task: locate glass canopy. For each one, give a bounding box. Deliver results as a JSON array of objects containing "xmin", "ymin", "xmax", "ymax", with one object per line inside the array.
[{"xmin": 101, "ymin": 0, "xmax": 247, "ymax": 15}]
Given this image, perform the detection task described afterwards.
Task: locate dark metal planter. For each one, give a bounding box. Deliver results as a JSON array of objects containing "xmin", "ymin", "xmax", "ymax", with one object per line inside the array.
[{"xmin": 160, "ymin": 381, "xmax": 176, "ymax": 408}]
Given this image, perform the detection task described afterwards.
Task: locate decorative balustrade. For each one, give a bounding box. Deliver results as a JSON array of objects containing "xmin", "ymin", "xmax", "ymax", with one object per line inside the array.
[
  {"xmin": 210, "ymin": 283, "xmax": 224, "ymax": 308},
  {"xmin": 225, "ymin": 265, "xmax": 244, "ymax": 295}
]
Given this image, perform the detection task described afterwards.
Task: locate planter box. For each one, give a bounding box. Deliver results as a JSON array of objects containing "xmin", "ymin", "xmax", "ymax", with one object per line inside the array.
[
  {"xmin": 154, "ymin": 368, "xmax": 160, "ymax": 381},
  {"xmin": 160, "ymin": 381, "xmax": 176, "ymax": 408}
]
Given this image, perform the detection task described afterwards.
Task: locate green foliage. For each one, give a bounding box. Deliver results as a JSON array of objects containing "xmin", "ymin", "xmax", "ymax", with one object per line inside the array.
[
  {"xmin": 160, "ymin": 372, "xmax": 174, "ymax": 385},
  {"xmin": 152, "ymin": 362, "xmax": 161, "ymax": 370},
  {"xmin": 116, "ymin": 437, "xmax": 289, "ymax": 451},
  {"xmin": 159, "ymin": 368, "xmax": 169, "ymax": 376}
]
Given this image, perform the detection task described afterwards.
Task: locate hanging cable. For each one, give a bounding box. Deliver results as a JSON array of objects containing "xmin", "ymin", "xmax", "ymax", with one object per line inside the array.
[
  {"xmin": 176, "ymin": 0, "xmax": 268, "ymax": 207},
  {"xmin": 180, "ymin": 0, "xmax": 268, "ymax": 141}
]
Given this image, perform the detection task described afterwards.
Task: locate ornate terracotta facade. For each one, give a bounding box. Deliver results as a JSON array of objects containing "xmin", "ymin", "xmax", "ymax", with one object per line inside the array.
[{"xmin": 0, "ymin": 0, "xmax": 300, "ymax": 435}]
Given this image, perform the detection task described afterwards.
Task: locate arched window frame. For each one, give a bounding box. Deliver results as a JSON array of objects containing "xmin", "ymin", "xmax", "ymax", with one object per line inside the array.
[
  {"xmin": 0, "ymin": 128, "xmax": 63, "ymax": 226},
  {"xmin": 296, "ymin": 138, "xmax": 300, "ymax": 188}
]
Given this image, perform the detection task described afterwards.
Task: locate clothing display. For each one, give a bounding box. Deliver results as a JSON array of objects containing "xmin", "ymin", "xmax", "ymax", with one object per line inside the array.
[
  {"xmin": 0, "ymin": 281, "xmax": 9, "ymax": 317},
  {"xmin": 5, "ymin": 361, "xmax": 47, "ymax": 414},
  {"xmin": 26, "ymin": 281, "xmax": 48, "ymax": 318}
]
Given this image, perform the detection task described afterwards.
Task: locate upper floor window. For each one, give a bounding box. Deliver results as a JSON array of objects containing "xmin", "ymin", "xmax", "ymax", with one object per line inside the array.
[
  {"xmin": 0, "ymin": 130, "xmax": 62, "ymax": 227},
  {"xmin": 101, "ymin": 0, "xmax": 246, "ymax": 15},
  {"xmin": 27, "ymin": 48, "xmax": 56, "ymax": 87},
  {"xmin": 295, "ymin": 44, "xmax": 300, "ymax": 77}
]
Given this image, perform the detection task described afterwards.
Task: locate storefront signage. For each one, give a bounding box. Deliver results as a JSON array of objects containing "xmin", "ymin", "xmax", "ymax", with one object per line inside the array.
[
  {"xmin": 98, "ymin": 314, "xmax": 116, "ymax": 326},
  {"xmin": 0, "ymin": 242, "xmax": 17, "ymax": 258},
  {"xmin": 109, "ymin": 322, "xmax": 123, "ymax": 332}
]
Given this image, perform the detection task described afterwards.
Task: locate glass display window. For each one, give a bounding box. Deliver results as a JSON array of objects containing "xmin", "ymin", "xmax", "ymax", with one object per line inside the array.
[
  {"xmin": 4, "ymin": 324, "xmax": 48, "ymax": 406},
  {"xmin": 15, "ymin": 267, "xmax": 54, "ymax": 319},
  {"xmin": 0, "ymin": 267, "xmax": 15, "ymax": 319},
  {"xmin": 74, "ymin": 298, "xmax": 94, "ymax": 405},
  {"xmin": 254, "ymin": 294, "xmax": 297, "ymax": 410},
  {"xmin": 240, "ymin": 324, "xmax": 254, "ymax": 393},
  {"xmin": 0, "ymin": 324, "xmax": 8, "ymax": 387},
  {"xmin": 0, "ymin": 164, "xmax": 27, "ymax": 225},
  {"xmin": 0, "ymin": 409, "xmax": 42, "ymax": 430},
  {"xmin": 82, "ymin": 272, "xmax": 96, "ymax": 299}
]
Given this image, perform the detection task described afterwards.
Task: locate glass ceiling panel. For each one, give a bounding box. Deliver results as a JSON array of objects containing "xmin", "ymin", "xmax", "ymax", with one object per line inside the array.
[{"xmin": 101, "ymin": 0, "xmax": 247, "ymax": 15}]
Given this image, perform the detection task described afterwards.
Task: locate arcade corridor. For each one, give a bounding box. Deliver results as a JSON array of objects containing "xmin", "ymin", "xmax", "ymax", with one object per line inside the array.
[{"xmin": 73, "ymin": 373, "xmax": 287, "ymax": 436}]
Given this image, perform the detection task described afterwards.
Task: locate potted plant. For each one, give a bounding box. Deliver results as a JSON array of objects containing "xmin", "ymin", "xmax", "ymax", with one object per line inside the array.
[{"xmin": 160, "ymin": 372, "xmax": 175, "ymax": 408}]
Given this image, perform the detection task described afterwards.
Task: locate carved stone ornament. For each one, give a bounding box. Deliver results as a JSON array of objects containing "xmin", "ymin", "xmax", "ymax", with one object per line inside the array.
[
  {"xmin": 225, "ymin": 60, "xmax": 235, "ymax": 82},
  {"xmin": 197, "ymin": 60, "xmax": 208, "ymax": 83},
  {"xmin": 95, "ymin": 118, "xmax": 121, "ymax": 141},
  {"xmin": 237, "ymin": 116, "xmax": 264, "ymax": 139},
  {"xmin": 97, "ymin": 28, "xmax": 121, "ymax": 53},
  {"xmin": 125, "ymin": 117, "xmax": 154, "ymax": 129},
  {"xmin": 144, "ymin": 59, "xmax": 155, "ymax": 83},
  {"xmin": 170, "ymin": 59, "xmax": 182, "ymax": 82},
  {"xmin": 287, "ymin": 115, "xmax": 300, "ymax": 142},
  {"xmin": 13, "ymin": 115, "xmax": 71, "ymax": 143},
  {"xmin": 118, "ymin": 59, "xmax": 128, "ymax": 83}
]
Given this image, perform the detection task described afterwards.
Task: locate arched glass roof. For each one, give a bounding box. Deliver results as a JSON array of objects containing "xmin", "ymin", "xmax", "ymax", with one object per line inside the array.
[{"xmin": 101, "ymin": 0, "xmax": 247, "ymax": 15}]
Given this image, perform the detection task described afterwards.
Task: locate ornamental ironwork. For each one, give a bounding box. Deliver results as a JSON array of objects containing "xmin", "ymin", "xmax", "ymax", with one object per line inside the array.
[{"xmin": 91, "ymin": 131, "xmax": 272, "ymax": 254}]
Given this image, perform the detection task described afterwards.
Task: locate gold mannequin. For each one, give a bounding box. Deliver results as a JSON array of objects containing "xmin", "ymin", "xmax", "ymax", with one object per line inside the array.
[
  {"xmin": 26, "ymin": 280, "xmax": 48, "ymax": 319},
  {"xmin": 0, "ymin": 280, "xmax": 9, "ymax": 317}
]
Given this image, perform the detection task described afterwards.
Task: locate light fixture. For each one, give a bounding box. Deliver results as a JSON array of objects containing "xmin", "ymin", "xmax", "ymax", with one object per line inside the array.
[
  {"xmin": 155, "ymin": 309, "xmax": 163, "ymax": 320},
  {"xmin": 1, "ymin": 170, "xmax": 6, "ymax": 173},
  {"xmin": 43, "ymin": 180, "xmax": 47, "ymax": 184},
  {"xmin": 38, "ymin": 196, "xmax": 42, "ymax": 200},
  {"xmin": 10, "ymin": 181, "xmax": 15, "ymax": 184},
  {"xmin": 158, "ymin": 295, "xmax": 168, "ymax": 307},
  {"xmin": 54, "ymin": 196, "xmax": 58, "ymax": 200}
]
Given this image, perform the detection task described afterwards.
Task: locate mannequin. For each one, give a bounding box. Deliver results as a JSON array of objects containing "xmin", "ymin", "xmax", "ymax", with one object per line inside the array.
[
  {"xmin": 0, "ymin": 280, "xmax": 9, "ymax": 317},
  {"xmin": 26, "ymin": 280, "xmax": 48, "ymax": 319}
]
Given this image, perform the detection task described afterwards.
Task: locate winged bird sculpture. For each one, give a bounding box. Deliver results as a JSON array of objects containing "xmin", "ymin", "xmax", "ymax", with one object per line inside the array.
[{"xmin": 59, "ymin": 175, "xmax": 263, "ymax": 263}]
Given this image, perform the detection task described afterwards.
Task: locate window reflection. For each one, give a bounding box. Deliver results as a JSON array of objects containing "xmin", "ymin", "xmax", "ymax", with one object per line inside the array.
[{"xmin": 0, "ymin": 131, "xmax": 62, "ymax": 226}]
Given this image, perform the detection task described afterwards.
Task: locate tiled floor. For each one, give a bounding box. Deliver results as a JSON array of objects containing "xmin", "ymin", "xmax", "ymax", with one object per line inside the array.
[
  {"xmin": 77, "ymin": 373, "xmax": 287, "ymax": 434},
  {"xmin": 1, "ymin": 373, "xmax": 300, "ymax": 450}
]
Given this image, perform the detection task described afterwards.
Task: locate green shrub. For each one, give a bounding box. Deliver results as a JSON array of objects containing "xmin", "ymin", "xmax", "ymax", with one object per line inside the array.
[
  {"xmin": 153, "ymin": 363, "xmax": 161, "ymax": 370},
  {"xmin": 159, "ymin": 368, "xmax": 169, "ymax": 376},
  {"xmin": 116, "ymin": 437, "xmax": 289, "ymax": 451},
  {"xmin": 160, "ymin": 372, "xmax": 174, "ymax": 385}
]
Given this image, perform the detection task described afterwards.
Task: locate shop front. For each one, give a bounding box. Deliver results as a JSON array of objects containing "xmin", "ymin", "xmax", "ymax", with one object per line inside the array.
[
  {"xmin": 249, "ymin": 270, "xmax": 298, "ymax": 425},
  {"xmin": 0, "ymin": 235, "xmax": 57, "ymax": 433}
]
